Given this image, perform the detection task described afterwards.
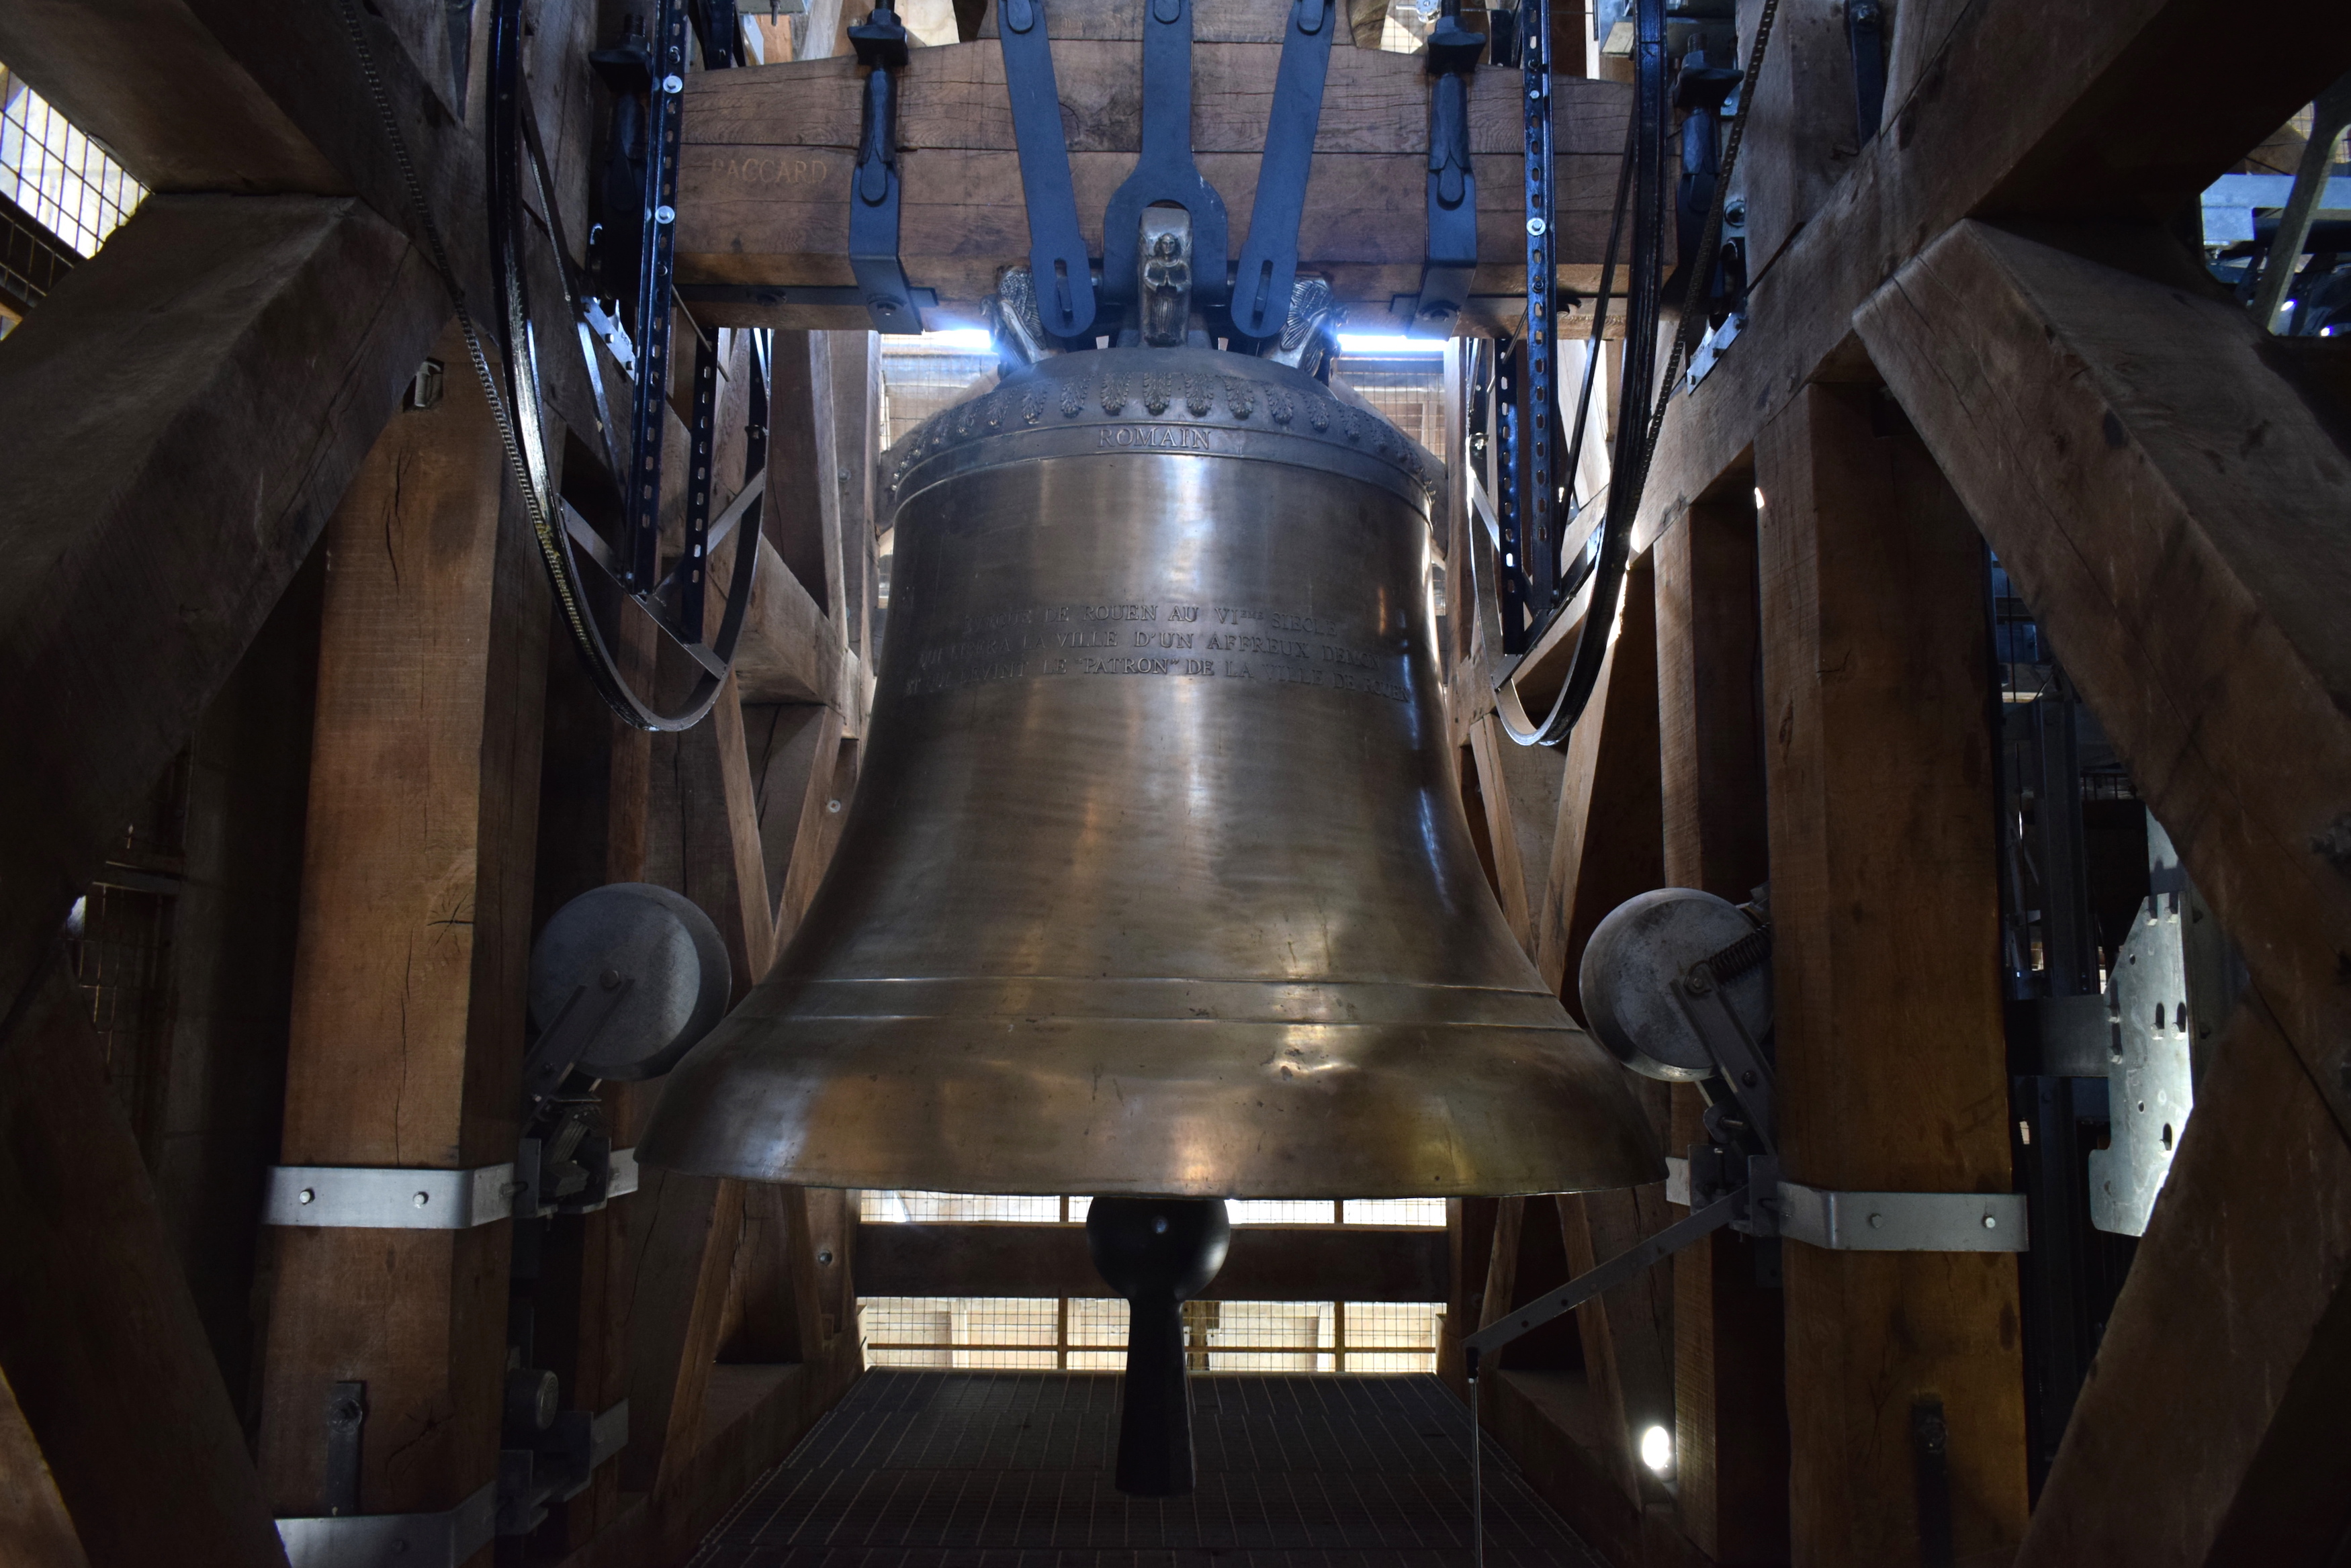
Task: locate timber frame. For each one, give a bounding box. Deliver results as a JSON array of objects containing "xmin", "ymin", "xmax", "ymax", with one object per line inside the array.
[
  {"xmin": 1435, "ymin": 0, "xmax": 2351, "ymax": 1564},
  {"xmin": 0, "ymin": 0, "xmax": 2349, "ymax": 1565}
]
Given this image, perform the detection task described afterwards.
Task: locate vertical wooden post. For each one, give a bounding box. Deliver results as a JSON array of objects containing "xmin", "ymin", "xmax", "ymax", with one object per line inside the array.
[
  {"xmin": 1654, "ymin": 492, "xmax": 1789, "ymax": 1565},
  {"xmin": 826, "ymin": 330, "xmax": 882, "ymax": 667},
  {"xmin": 1754, "ymin": 381, "xmax": 2027, "ymax": 1568},
  {"xmin": 0, "ymin": 1362, "xmax": 88, "ymax": 1568},
  {"xmin": 0, "ymin": 967, "xmax": 292, "ymax": 1568},
  {"xmin": 255, "ymin": 324, "xmax": 549, "ymax": 1541}
]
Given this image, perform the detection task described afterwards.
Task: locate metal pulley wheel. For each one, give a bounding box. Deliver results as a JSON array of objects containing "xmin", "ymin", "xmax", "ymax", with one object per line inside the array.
[
  {"xmin": 527, "ymin": 882, "xmax": 731, "ymax": 1089},
  {"xmin": 1579, "ymin": 887, "xmax": 1771, "ymax": 1082}
]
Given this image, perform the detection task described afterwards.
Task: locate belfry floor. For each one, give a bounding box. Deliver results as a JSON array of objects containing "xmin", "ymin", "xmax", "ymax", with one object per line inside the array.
[{"xmin": 686, "ymin": 1370, "xmax": 1603, "ymax": 1566}]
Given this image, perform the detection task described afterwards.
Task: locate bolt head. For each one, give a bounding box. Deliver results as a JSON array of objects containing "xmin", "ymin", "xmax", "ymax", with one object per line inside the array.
[
  {"xmin": 827, "ymin": 798, "xmax": 842, "ymax": 813},
  {"xmin": 817, "ymin": 1248, "xmax": 836, "ymax": 1264},
  {"xmin": 298, "ymin": 1188, "xmax": 316, "ymax": 1205},
  {"xmin": 655, "ymin": 204, "xmax": 676, "ymax": 226},
  {"xmin": 1526, "ymin": 217, "xmax": 1549, "ymax": 237},
  {"xmin": 662, "ymin": 73, "xmax": 684, "ymax": 94},
  {"xmin": 1867, "ymin": 1212, "xmax": 1884, "ymax": 1228},
  {"xmin": 413, "ymin": 1192, "xmax": 431, "ymax": 1207},
  {"xmin": 1982, "ymin": 1214, "xmax": 1998, "ymax": 1230},
  {"xmin": 601, "ymin": 967, "xmax": 623, "ymax": 990}
]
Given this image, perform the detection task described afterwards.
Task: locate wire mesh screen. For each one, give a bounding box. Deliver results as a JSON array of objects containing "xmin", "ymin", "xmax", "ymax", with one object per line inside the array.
[
  {"xmin": 861, "ymin": 1296, "xmax": 1444, "ymax": 1374},
  {"xmin": 1332, "ymin": 357, "xmax": 1448, "ymax": 453},
  {"xmin": 858, "ymin": 1188, "xmax": 1444, "ymax": 1373},
  {"xmin": 878, "ymin": 347, "xmax": 997, "ymax": 447},
  {"xmin": 0, "ymin": 65, "xmax": 144, "ymax": 261}
]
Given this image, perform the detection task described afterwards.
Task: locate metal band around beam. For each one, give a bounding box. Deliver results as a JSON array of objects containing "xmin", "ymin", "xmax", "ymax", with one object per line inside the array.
[
  {"xmin": 277, "ymin": 1479, "xmax": 496, "ymax": 1567},
  {"xmin": 265, "ymin": 1150, "xmax": 641, "ymax": 1230},
  {"xmin": 1770, "ymin": 1181, "xmax": 2027, "ymax": 1252}
]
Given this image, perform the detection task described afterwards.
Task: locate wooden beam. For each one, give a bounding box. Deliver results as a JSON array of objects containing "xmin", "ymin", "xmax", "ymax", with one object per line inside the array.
[
  {"xmin": 0, "ymin": 966, "xmax": 290, "ymax": 1568},
  {"xmin": 826, "ymin": 330, "xmax": 883, "ymax": 666},
  {"xmin": 0, "ymin": 1361, "xmax": 87, "ymax": 1568},
  {"xmin": 1533, "ymin": 555, "xmax": 1664, "ymax": 1001},
  {"xmin": 0, "ymin": 194, "xmax": 438, "ymax": 1040},
  {"xmin": 1856, "ymin": 218, "xmax": 2351, "ymax": 1152},
  {"xmin": 1753, "ymin": 380, "xmax": 2027, "ymax": 1568},
  {"xmin": 254, "ymin": 318, "xmax": 549, "ymax": 1525},
  {"xmin": 1465, "ymin": 715, "xmax": 1550, "ymax": 952},
  {"xmin": 619, "ymin": 1170, "xmax": 745, "ymax": 1497},
  {"xmin": 648, "ymin": 672, "xmax": 778, "ymax": 1003},
  {"xmin": 677, "ymin": 42, "xmax": 1634, "ymax": 326},
  {"xmin": 0, "ymin": 0, "xmax": 341, "ymax": 191},
  {"xmin": 1651, "ymin": 492, "xmax": 1787, "ymax": 1567},
  {"xmin": 855, "ymin": 1222, "xmax": 1450, "ymax": 1302},
  {"xmin": 2014, "ymin": 994, "xmax": 2351, "ymax": 1565},
  {"xmin": 1634, "ymin": 0, "xmax": 2351, "ymax": 569},
  {"xmin": 151, "ymin": 553, "xmax": 324, "ymax": 1432}
]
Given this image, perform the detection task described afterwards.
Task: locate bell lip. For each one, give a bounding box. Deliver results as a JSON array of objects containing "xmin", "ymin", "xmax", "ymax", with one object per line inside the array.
[{"xmin": 634, "ymin": 1010, "xmax": 1667, "ymax": 1201}]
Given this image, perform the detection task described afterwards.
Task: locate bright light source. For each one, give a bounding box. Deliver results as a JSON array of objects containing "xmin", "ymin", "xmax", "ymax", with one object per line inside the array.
[
  {"xmin": 1639, "ymin": 1424, "xmax": 1674, "ymax": 1476},
  {"xmin": 1753, "ymin": 486, "xmax": 1767, "ymax": 511},
  {"xmin": 1335, "ymin": 332, "xmax": 1447, "ymax": 357},
  {"xmin": 922, "ymin": 327, "xmax": 995, "ymax": 350}
]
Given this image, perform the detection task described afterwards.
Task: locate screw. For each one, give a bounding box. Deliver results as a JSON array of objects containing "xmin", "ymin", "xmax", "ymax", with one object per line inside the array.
[
  {"xmin": 655, "ymin": 204, "xmax": 676, "ymax": 226},
  {"xmin": 1685, "ymin": 966, "xmax": 1714, "ymax": 997},
  {"xmin": 1982, "ymin": 1214, "xmax": 1998, "ymax": 1230},
  {"xmin": 1867, "ymin": 1212, "xmax": 1884, "ymax": 1228},
  {"xmin": 662, "ymin": 73, "xmax": 684, "ymax": 93},
  {"xmin": 298, "ymin": 1188, "xmax": 316, "ymax": 1205},
  {"xmin": 601, "ymin": 967, "xmax": 623, "ymax": 990},
  {"xmin": 1526, "ymin": 217, "xmax": 1548, "ymax": 237},
  {"xmin": 414, "ymin": 1192, "xmax": 431, "ymax": 1208},
  {"xmin": 818, "ymin": 1249, "xmax": 835, "ymax": 1264}
]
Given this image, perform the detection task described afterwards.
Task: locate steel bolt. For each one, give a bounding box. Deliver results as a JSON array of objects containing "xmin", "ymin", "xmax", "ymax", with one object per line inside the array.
[
  {"xmin": 655, "ymin": 204, "xmax": 676, "ymax": 226},
  {"xmin": 414, "ymin": 1192, "xmax": 431, "ymax": 1208},
  {"xmin": 601, "ymin": 967, "xmax": 623, "ymax": 990},
  {"xmin": 1867, "ymin": 1212, "xmax": 1883, "ymax": 1229},
  {"xmin": 817, "ymin": 1249, "xmax": 836, "ymax": 1264},
  {"xmin": 662, "ymin": 73, "xmax": 684, "ymax": 94},
  {"xmin": 298, "ymin": 1188, "xmax": 316, "ymax": 1205},
  {"xmin": 1982, "ymin": 1214, "xmax": 1998, "ymax": 1230},
  {"xmin": 1526, "ymin": 217, "xmax": 1548, "ymax": 237},
  {"xmin": 1685, "ymin": 966, "xmax": 1714, "ymax": 996}
]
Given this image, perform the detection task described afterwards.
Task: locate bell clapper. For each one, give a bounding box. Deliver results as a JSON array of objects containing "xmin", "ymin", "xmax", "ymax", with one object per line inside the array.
[{"xmin": 1084, "ymin": 1196, "xmax": 1232, "ymax": 1497}]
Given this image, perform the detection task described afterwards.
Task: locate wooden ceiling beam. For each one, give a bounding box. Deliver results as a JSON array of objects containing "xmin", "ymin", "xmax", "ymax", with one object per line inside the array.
[{"xmin": 676, "ymin": 40, "xmax": 1633, "ymax": 330}]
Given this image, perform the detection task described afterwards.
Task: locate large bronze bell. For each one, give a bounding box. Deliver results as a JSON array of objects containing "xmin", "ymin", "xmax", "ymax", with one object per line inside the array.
[{"xmin": 639, "ymin": 344, "xmax": 1660, "ymax": 1198}]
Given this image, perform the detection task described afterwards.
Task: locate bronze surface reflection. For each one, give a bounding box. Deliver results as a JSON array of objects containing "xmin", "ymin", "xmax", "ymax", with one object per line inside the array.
[{"xmin": 639, "ymin": 348, "xmax": 1660, "ymax": 1197}]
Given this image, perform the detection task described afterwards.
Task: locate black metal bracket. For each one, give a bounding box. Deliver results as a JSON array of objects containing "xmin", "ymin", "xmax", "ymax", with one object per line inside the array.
[
  {"xmin": 1102, "ymin": 0, "xmax": 1229, "ymax": 320},
  {"xmin": 1516, "ymin": 0, "xmax": 1560, "ymax": 624},
  {"xmin": 625, "ymin": 0, "xmax": 689, "ymax": 589},
  {"xmin": 848, "ymin": 7, "xmax": 923, "ymax": 333},
  {"xmin": 1229, "ymin": 0, "xmax": 1338, "ymax": 340},
  {"xmin": 1000, "ymin": 0, "xmax": 1097, "ymax": 339},
  {"xmin": 1407, "ymin": 2, "xmax": 1480, "ymax": 336}
]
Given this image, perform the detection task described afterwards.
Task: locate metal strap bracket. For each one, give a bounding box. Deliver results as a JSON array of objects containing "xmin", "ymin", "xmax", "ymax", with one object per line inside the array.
[
  {"xmin": 1405, "ymin": 2, "xmax": 1480, "ymax": 335},
  {"xmin": 1000, "ymin": 0, "xmax": 1097, "ymax": 338},
  {"xmin": 848, "ymin": 6, "xmax": 924, "ymax": 332},
  {"xmin": 267, "ymin": 1150, "xmax": 641, "ymax": 1230},
  {"xmin": 1229, "ymin": 0, "xmax": 1337, "ymax": 340},
  {"xmin": 277, "ymin": 1479, "xmax": 496, "ymax": 1568},
  {"xmin": 1762, "ymin": 1176, "xmax": 2028, "ymax": 1253}
]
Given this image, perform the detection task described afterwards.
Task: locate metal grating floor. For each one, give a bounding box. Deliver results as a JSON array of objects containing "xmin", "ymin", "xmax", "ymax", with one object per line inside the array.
[{"xmin": 687, "ymin": 1370, "xmax": 1605, "ymax": 1567}]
